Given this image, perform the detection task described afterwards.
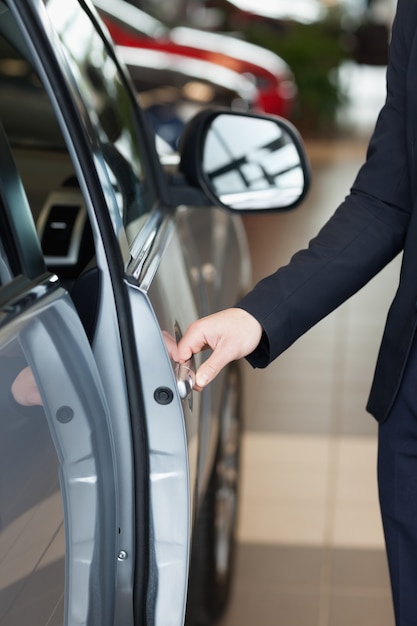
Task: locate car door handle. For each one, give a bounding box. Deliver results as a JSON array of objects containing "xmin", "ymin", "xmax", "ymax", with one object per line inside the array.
[{"xmin": 175, "ymin": 363, "xmax": 195, "ymax": 400}]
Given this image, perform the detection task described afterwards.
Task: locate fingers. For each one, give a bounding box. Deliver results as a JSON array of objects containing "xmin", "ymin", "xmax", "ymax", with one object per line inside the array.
[
  {"xmin": 161, "ymin": 330, "xmax": 179, "ymax": 362},
  {"xmin": 194, "ymin": 350, "xmax": 232, "ymax": 389},
  {"xmin": 177, "ymin": 320, "xmax": 213, "ymax": 362},
  {"xmin": 11, "ymin": 366, "xmax": 43, "ymax": 406},
  {"xmin": 178, "ymin": 308, "xmax": 263, "ymax": 389}
]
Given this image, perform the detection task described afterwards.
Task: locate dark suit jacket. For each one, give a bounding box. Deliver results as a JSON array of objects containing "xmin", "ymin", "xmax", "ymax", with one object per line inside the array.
[{"xmin": 237, "ymin": 0, "xmax": 417, "ymax": 423}]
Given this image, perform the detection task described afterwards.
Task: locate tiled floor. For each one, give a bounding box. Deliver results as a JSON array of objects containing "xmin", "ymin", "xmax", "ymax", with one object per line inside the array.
[{"xmin": 218, "ymin": 64, "xmax": 399, "ymax": 626}]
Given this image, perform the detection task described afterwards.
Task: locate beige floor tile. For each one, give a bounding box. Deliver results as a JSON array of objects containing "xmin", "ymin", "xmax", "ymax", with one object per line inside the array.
[
  {"xmin": 336, "ymin": 436, "xmax": 377, "ymax": 463},
  {"xmin": 331, "ymin": 506, "xmax": 385, "ymax": 549},
  {"xmin": 237, "ymin": 500, "xmax": 328, "ymax": 545},
  {"xmin": 238, "ymin": 433, "xmax": 331, "ymax": 545},
  {"xmin": 334, "ymin": 468, "xmax": 379, "ymax": 507},
  {"xmin": 330, "ymin": 547, "xmax": 391, "ymax": 588},
  {"xmin": 218, "ymin": 581, "xmax": 321, "ymax": 626},
  {"xmin": 0, "ymin": 493, "xmax": 63, "ymax": 589},
  {"xmin": 237, "ymin": 433, "xmax": 384, "ymax": 548},
  {"xmin": 240, "ymin": 432, "xmax": 331, "ymax": 468},
  {"xmin": 329, "ymin": 590, "xmax": 394, "ymax": 626},
  {"xmin": 241, "ymin": 465, "xmax": 329, "ymax": 502}
]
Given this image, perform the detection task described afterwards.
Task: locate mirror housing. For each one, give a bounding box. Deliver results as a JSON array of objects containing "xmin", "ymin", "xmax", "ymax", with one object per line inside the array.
[{"xmin": 179, "ymin": 108, "xmax": 310, "ymax": 212}]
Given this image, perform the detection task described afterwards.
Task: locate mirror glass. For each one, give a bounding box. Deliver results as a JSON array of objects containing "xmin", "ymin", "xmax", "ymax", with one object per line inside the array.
[{"xmin": 202, "ymin": 114, "xmax": 307, "ymax": 210}]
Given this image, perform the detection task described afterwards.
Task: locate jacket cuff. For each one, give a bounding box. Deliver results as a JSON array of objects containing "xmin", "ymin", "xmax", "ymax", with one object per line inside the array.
[{"xmin": 235, "ymin": 298, "xmax": 271, "ymax": 368}]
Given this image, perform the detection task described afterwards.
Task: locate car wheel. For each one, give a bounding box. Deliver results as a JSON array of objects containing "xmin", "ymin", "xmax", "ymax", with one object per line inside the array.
[{"xmin": 185, "ymin": 362, "xmax": 242, "ymax": 626}]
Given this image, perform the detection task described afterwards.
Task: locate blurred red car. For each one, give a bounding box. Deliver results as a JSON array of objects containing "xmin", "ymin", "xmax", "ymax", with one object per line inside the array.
[
  {"xmin": 94, "ymin": 0, "xmax": 298, "ymax": 119},
  {"xmin": 119, "ymin": 45, "xmax": 260, "ymax": 151}
]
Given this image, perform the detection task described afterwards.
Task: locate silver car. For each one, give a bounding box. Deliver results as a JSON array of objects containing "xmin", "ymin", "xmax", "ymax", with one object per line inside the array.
[{"xmin": 0, "ymin": 1, "xmax": 309, "ymax": 625}]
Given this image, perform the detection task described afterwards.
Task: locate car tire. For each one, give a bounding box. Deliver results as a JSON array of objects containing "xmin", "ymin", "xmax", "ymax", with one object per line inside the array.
[{"xmin": 185, "ymin": 363, "xmax": 242, "ymax": 626}]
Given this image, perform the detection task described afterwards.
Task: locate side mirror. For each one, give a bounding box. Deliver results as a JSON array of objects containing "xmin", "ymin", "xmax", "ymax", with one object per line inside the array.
[{"xmin": 179, "ymin": 109, "xmax": 310, "ymax": 212}]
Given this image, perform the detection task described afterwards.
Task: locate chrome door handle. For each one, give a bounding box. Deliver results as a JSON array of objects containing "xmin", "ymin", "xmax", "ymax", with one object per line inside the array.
[{"xmin": 175, "ymin": 363, "xmax": 195, "ymax": 400}]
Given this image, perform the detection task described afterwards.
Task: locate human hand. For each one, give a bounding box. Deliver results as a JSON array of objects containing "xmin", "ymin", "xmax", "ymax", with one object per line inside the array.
[
  {"xmin": 161, "ymin": 330, "xmax": 179, "ymax": 362},
  {"xmin": 177, "ymin": 307, "xmax": 263, "ymax": 389},
  {"xmin": 11, "ymin": 366, "xmax": 43, "ymax": 406}
]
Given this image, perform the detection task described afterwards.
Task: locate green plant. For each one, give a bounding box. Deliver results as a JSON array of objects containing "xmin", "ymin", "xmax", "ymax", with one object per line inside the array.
[{"xmin": 244, "ymin": 14, "xmax": 351, "ymax": 135}]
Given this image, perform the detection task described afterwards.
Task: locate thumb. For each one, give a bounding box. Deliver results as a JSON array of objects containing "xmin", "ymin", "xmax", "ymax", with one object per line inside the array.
[{"xmin": 194, "ymin": 349, "xmax": 229, "ymax": 389}]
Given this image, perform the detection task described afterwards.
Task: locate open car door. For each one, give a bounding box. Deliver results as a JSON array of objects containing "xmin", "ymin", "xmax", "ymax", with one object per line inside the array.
[
  {"xmin": 0, "ymin": 1, "xmax": 192, "ymax": 625},
  {"xmin": 0, "ymin": 119, "xmax": 120, "ymax": 625}
]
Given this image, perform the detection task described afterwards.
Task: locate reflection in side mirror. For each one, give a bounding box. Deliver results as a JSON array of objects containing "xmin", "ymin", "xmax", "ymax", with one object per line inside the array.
[
  {"xmin": 179, "ymin": 109, "xmax": 310, "ymax": 213},
  {"xmin": 203, "ymin": 114, "xmax": 308, "ymax": 211}
]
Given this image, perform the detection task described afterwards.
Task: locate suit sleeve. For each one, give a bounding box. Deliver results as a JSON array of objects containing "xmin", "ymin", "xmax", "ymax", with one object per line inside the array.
[{"xmin": 237, "ymin": 0, "xmax": 416, "ymax": 368}]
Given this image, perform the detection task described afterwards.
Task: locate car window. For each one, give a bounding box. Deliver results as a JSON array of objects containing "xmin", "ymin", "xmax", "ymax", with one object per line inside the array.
[
  {"xmin": 0, "ymin": 66, "xmax": 65, "ymax": 622},
  {"xmin": 0, "ymin": 338, "xmax": 64, "ymax": 625},
  {"xmin": 0, "ymin": 2, "xmax": 157, "ymax": 254}
]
